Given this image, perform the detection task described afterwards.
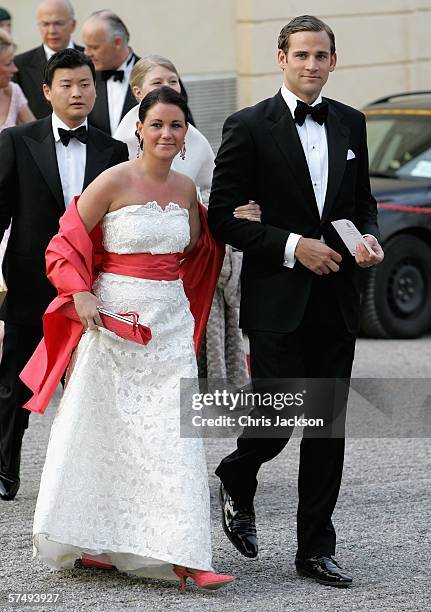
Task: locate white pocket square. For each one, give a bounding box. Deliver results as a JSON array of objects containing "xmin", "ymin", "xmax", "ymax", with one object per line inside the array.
[{"xmin": 347, "ymin": 149, "xmax": 356, "ymax": 160}]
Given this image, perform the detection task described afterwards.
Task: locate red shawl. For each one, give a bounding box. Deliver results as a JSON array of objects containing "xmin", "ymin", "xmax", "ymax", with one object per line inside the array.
[{"xmin": 20, "ymin": 197, "xmax": 224, "ymax": 414}]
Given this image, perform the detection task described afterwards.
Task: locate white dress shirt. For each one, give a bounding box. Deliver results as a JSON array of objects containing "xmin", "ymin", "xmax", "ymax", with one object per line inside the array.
[
  {"xmin": 281, "ymin": 84, "xmax": 328, "ymax": 268},
  {"xmin": 43, "ymin": 39, "xmax": 75, "ymax": 61},
  {"xmin": 107, "ymin": 53, "xmax": 134, "ymax": 135},
  {"xmin": 52, "ymin": 113, "xmax": 87, "ymax": 207}
]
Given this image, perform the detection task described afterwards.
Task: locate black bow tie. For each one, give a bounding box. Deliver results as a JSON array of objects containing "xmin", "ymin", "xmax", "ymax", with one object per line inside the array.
[
  {"xmin": 58, "ymin": 126, "xmax": 88, "ymax": 147},
  {"xmin": 294, "ymin": 100, "xmax": 328, "ymax": 126},
  {"xmin": 101, "ymin": 69, "xmax": 125, "ymax": 82}
]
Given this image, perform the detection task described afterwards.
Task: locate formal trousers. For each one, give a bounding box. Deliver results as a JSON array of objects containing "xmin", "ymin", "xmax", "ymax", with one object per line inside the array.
[
  {"xmin": 216, "ymin": 276, "xmax": 356, "ymax": 558},
  {"xmin": 0, "ymin": 322, "xmax": 42, "ymax": 480}
]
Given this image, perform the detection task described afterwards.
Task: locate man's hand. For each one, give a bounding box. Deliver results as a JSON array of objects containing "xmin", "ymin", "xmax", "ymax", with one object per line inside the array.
[
  {"xmin": 295, "ymin": 238, "xmax": 342, "ymax": 275},
  {"xmin": 73, "ymin": 291, "xmax": 103, "ymax": 330},
  {"xmin": 355, "ymin": 235, "xmax": 384, "ymax": 268},
  {"xmin": 233, "ymin": 200, "xmax": 261, "ymax": 222}
]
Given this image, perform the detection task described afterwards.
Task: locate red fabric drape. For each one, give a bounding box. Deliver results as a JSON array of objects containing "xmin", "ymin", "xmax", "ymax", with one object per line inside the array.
[{"xmin": 20, "ymin": 197, "xmax": 224, "ymax": 414}]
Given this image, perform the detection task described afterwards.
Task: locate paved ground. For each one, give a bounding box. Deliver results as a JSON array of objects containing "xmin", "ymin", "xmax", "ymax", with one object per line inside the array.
[{"xmin": 1, "ymin": 337, "xmax": 430, "ymax": 611}]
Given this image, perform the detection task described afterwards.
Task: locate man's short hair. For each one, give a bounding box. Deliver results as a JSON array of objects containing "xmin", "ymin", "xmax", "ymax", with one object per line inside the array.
[
  {"xmin": 278, "ymin": 15, "xmax": 336, "ymax": 56},
  {"xmin": 44, "ymin": 48, "xmax": 96, "ymax": 86},
  {"xmin": 37, "ymin": 0, "xmax": 75, "ymax": 20},
  {"xmin": 89, "ymin": 9, "xmax": 129, "ymax": 44}
]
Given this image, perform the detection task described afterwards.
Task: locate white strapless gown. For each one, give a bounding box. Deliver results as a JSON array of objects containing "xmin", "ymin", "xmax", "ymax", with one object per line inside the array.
[{"xmin": 33, "ymin": 203, "xmax": 212, "ymax": 579}]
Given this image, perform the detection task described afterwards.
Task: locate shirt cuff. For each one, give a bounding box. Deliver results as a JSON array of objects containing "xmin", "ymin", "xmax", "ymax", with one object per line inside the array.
[{"xmin": 283, "ymin": 233, "xmax": 302, "ymax": 268}]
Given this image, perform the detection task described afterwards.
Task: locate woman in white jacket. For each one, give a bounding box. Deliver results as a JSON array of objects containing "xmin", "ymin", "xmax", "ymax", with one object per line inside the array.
[{"xmin": 114, "ymin": 55, "xmax": 215, "ymax": 204}]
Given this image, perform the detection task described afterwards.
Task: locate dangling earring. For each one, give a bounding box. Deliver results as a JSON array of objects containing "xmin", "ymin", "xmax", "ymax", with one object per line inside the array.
[
  {"xmin": 180, "ymin": 142, "xmax": 186, "ymax": 160},
  {"xmin": 135, "ymin": 130, "xmax": 143, "ymax": 158}
]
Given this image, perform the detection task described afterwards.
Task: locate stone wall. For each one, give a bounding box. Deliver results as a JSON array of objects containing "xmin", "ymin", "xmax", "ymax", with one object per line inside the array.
[{"xmin": 5, "ymin": 0, "xmax": 431, "ymax": 119}]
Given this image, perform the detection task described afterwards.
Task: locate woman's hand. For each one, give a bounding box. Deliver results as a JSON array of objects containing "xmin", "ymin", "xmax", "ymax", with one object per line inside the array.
[
  {"xmin": 233, "ymin": 200, "xmax": 261, "ymax": 222},
  {"xmin": 73, "ymin": 291, "xmax": 103, "ymax": 330}
]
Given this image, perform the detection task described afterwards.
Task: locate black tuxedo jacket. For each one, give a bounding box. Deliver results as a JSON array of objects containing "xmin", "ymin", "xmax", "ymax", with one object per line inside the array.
[
  {"xmin": 14, "ymin": 44, "xmax": 85, "ymax": 119},
  {"xmin": 0, "ymin": 116, "xmax": 129, "ymax": 324},
  {"xmin": 88, "ymin": 53, "xmax": 139, "ymax": 135},
  {"xmin": 208, "ymin": 90, "xmax": 379, "ymax": 334}
]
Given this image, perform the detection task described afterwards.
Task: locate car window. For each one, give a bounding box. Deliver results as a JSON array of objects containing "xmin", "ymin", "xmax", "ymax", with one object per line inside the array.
[{"xmin": 366, "ymin": 114, "xmax": 431, "ymax": 178}]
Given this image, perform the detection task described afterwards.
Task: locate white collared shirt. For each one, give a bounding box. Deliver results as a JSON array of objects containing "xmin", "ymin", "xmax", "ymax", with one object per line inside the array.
[
  {"xmin": 43, "ymin": 39, "xmax": 75, "ymax": 61},
  {"xmin": 106, "ymin": 53, "xmax": 134, "ymax": 135},
  {"xmin": 52, "ymin": 113, "xmax": 87, "ymax": 207},
  {"xmin": 281, "ymin": 84, "xmax": 329, "ymax": 268}
]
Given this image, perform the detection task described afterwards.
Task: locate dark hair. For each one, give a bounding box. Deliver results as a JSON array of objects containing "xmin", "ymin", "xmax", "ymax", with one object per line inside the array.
[
  {"xmin": 138, "ymin": 86, "xmax": 189, "ymax": 124},
  {"xmin": 278, "ymin": 15, "xmax": 336, "ymax": 56},
  {"xmin": 44, "ymin": 48, "xmax": 96, "ymax": 87},
  {"xmin": 135, "ymin": 86, "xmax": 189, "ymax": 151}
]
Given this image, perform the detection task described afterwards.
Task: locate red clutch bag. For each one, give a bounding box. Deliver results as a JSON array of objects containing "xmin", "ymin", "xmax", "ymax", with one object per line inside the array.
[{"xmin": 96, "ymin": 307, "xmax": 152, "ymax": 346}]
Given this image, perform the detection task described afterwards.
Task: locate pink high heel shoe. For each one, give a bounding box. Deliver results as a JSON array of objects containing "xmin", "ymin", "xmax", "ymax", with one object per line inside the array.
[
  {"xmin": 173, "ymin": 566, "xmax": 235, "ymax": 592},
  {"xmin": 81, "ymin": 553, "xmax": 114, "ymax": 569}
]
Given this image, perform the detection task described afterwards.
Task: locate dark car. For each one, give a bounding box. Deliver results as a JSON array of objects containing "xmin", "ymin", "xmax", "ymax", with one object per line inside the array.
[{"xmin": 361, "ymin": 91, "xmax": 431, "ymax": 338}]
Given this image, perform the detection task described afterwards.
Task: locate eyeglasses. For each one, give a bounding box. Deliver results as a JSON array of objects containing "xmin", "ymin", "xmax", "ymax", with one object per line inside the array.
[{"xmin": 38, "ymin": 20, "xmax": 72, "ymax": 29}]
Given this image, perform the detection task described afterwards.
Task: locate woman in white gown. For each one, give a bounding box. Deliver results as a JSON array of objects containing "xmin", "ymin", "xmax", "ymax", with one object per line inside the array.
[
  {"xmin": 32, "ymin": 87, "xmax": 238, "ymax": 591},
  {"xmin": 115, "ymin": 55, "xmax": 256, "ymax": 387}
]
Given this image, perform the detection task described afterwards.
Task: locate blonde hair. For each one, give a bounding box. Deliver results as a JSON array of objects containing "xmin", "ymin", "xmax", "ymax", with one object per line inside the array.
[
  {"xmin": 130, "ymin": 55, "xmax": 179, "ymax": 93},
  {"xmin": 0, "ymin": 29, "xmax": 15, "ymax": 57}
]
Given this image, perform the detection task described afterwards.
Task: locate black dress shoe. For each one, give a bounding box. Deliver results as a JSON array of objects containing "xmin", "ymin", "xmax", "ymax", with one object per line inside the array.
[
  {"xmin": 0, "ymin": 474, "xmax": 20, "ymax": 501},
  {"xmin": 295, "ymin": 556, "xmax": 353, "ymax": 587},
  {"xmin": 219, "ymin": 483, "xmax": 258, "ymax": 558}
]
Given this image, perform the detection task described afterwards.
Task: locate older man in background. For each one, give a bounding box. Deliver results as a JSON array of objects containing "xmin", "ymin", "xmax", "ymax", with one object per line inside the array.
[
  {"xmin": 14, "ymin": 0, "xmax": 83, "ymax": 118},
  {"xmin": 82, "ymin": 10, "xmax": 138, "ymax": 135}
]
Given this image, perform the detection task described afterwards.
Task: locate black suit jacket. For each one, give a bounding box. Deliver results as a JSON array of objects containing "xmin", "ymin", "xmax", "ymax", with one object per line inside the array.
[
  {"xmin": 88, "ymin": 53, "xmax": 139, "ymax": 135},
  {"xmin": 0, "ymin": 116, "xmax": 129, "ymax": 324},
  {"xmin": 14, "ymin": 44, "xmax": 85, "ymax": 119},
  {"xmin": 208, "ymin": 91, "xmax": 379, "ymax": 334}
]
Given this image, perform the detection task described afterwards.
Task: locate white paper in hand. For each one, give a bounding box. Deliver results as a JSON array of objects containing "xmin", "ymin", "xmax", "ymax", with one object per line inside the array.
[{"xmin": 331, "ymin": 219, "xmax": 374, "ymax": 256}]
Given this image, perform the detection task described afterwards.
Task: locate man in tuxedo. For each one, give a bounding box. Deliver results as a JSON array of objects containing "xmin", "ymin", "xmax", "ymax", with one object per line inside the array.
[
  {"xmin": 208, "ymin": 15, "xmax": 384, "ymax": 586},
  {"xmin": 82, "ymin": 10, "xmax": 138, "ymax": 136},
  {"xmin": 0, "ymin": 48, "xmax": 128, "ymax": 501},
  {"xmin": 82, "ymin": 10, "xmax": 196, "ymax": 132},
  {"xmin": 14, "ymin": 0, "xmax": 83, "ymax": 119}
]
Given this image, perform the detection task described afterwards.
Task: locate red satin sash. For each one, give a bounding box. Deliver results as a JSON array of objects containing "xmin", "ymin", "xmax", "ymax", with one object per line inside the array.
[{"xmin": 99, "ymin": 252, "xmax": 181, "ymax": 281}]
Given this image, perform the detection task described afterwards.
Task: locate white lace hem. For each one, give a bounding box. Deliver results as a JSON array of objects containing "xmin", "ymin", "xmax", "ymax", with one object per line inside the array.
[{"xmin": 33, "ymin": 533, "xmax": 213, "ymax": 579}]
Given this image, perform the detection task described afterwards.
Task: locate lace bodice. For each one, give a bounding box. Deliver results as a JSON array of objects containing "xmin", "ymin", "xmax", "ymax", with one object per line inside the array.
[{"xmin": 102, "ymin": 202, "xmax": 190, "ymax": 254}]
